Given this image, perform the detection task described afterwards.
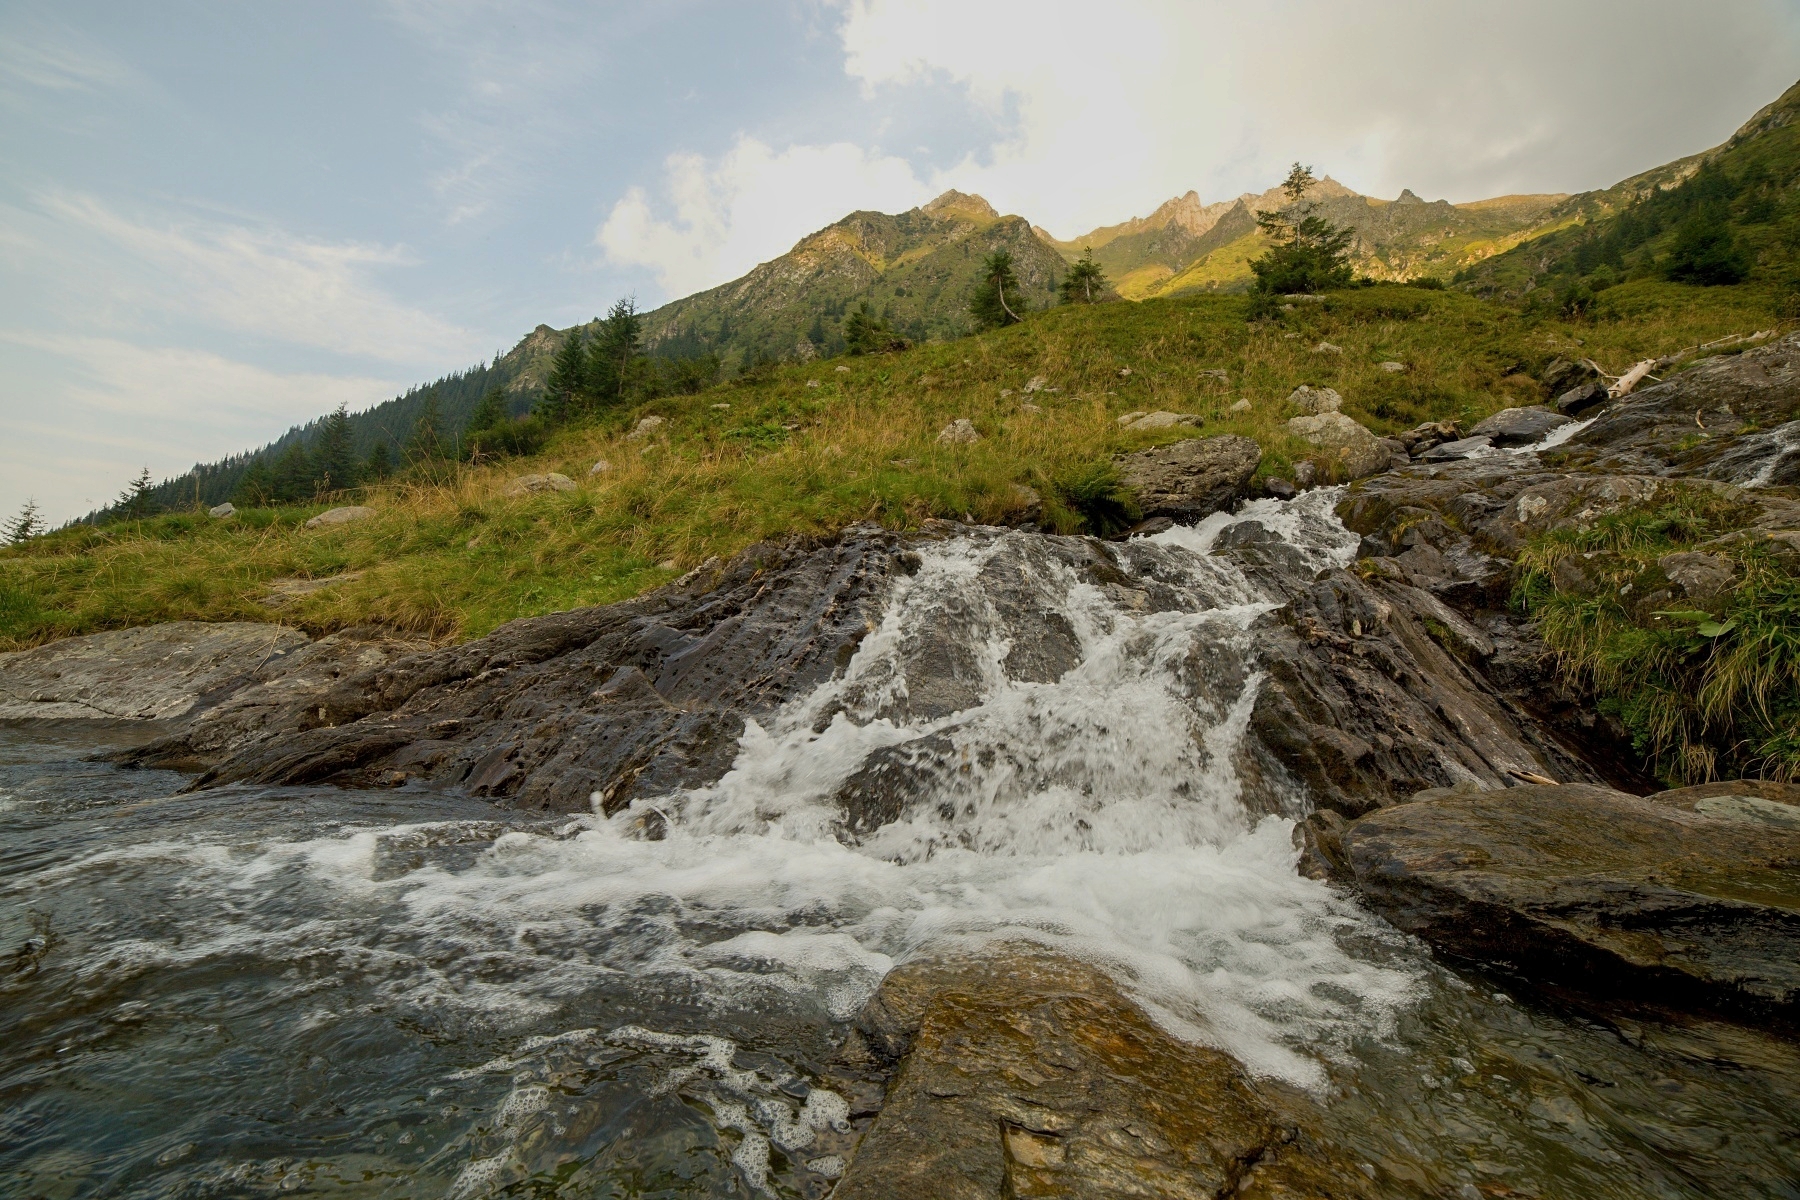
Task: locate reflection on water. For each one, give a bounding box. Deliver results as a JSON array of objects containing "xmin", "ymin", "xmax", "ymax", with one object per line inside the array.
[{"xmin": 3, "ymin": 496, "xmax": 1798, "ymax": 1197}]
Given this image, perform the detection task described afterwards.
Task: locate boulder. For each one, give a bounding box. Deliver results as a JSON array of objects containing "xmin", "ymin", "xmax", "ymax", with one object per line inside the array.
[
  {"xmin": 1541, "ymin": 356, "xmax": 1598, "ymax": 395},
  {"xmin": 1394, "ymin": 420, "xmax": 1459, "ymax": 454},
  {"xmin": 1115, "ymin": 410, "xmax": 1146, "ymax": 425},
  {"xmin": 1658, "ymin": 550, "xmax": 1738, "ymax": 608},
  {"xmin": 1418, "ymin": 435, "xmax": 1492, "ymax": 461},
  {"xmin": 504, "ymin": 473, "xmax": 576, "ymax": 497},
  {"xmin": 1285, "ymin": 413, "xmax": 1387, "ymax": 479},
  {"xmin": 1342, "ymin": 782, "xmax": 1800, "ymax": 1018},
  {"xmin": 1113, "ymin": 434, "xmax": 1261, "ymax": 521},
  {"xmin": 937, "ymin": 419, "xmax": 982, "ymax": 445},
  {"xmin": 1554, "ymin": 380, "xmax": 1609, "ymax": 416},
  {"xmin": 1123, "ymin": 410, "xmax": 1200, "ymax": 431},
  {"xmin": 1228, "ymin": 398, "xmax": 1252, "ymax": 413},
  {"xmin": 1286, "ymin": 385, "xmax": 1342, "ymax": 415},
  {"xmin": 831, "ymin": 945, "xmax": 1374, "ymax": 1200},
  {"xmin": 1313, "ymin": 341, "xmax": 1344, "ymax": 354},
  {"xmin": 626, "ymin": 415, "xmax": 666, "ymax": 440},
  {"xmin": 304, "ymin": 505, "xmax": 376, "ymax": 530},
  {"xmin": 1469, "ymin": 405, "xmax": 1572, "ymax": 447},
  {"xmin": 208, "ymin": 502, "xmax": 236, "ymax": 518},
  {"xmin": 588, "ymin": 459, "xmax": 611, "ymax": 476}
]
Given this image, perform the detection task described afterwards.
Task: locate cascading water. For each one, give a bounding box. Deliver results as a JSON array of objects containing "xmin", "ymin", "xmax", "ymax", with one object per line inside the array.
[{"xmin": 5, "ymin": 490, "xmax": 1799, "ymax": 1199}]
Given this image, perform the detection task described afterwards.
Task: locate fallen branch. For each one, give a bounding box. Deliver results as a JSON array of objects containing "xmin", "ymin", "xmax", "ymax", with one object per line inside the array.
[{"xmin": 1607, "ymin": 359, "xmax": 1656, "ymax": 399}]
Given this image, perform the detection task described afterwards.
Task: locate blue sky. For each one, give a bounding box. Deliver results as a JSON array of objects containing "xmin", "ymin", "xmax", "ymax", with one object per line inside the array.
[{"xmin": 4, "ymin": 0, "xmax": 1799, "ymax": 523}]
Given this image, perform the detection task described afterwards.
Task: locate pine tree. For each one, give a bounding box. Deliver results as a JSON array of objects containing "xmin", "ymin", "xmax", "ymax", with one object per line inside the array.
[
  {"xmin": 970, "ymin": 248, "xmax": 1024, "ymax": 329},
  {"xmin": 409, "ymin": 390, "xmax": 447, "ymax": 463},
  {"xmin": 314, "ymin": 404, "xmax": 358, "ymax": 493},
  {"xmin": 1059, "ymin": 246, "xmax": 1108, "ymax": 304},
  {"xmin": 234, "ymin": 458, "xmax": 275, "ymax": 506},
  {"xmin": 539, "ymin": 330, "xmax": 586, "ymax": 424},
  {"xmin": 585, "ymin": 297, "xmax": 644, "ymax": 408},
  {"xmin": 1249, "ymin": 162, "xmax": 1354, "ymax": 295},
  {"xmin": 364, "ymin": 441, "xmax": 392, "ymax": 481},
  {"xmin": 118, "ymin": 468, "xmax": 158, "ymax": 519},
  {"xmin": 272, "ymin": 442, "xmax": 314, "ymax": 503},
  {"xmin": 3, "ymin": 498, "xmax": 45, "ymax": 544},
  {"xmin": 466, "ymin": 386, "xmax": 508, "ymax": 435}
]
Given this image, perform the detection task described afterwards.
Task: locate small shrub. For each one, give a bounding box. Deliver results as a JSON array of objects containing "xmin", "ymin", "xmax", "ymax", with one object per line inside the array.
[{"xmin": 1054, "ymin": 461, "xmax": 1140, "ymax": 536}]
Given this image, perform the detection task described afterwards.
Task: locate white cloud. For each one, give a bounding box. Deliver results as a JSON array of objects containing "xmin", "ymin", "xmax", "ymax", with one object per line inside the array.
[
  {"xmin": 597, "ymin": 137, "xmax": 935, "ymax": 298},
  {"xmin": 0, "ymin": 334, "xmax": 403, "ymax": 523},
  {"xmin": 35, "ymin": 194, "xmax": 471, "ymax": 364}
]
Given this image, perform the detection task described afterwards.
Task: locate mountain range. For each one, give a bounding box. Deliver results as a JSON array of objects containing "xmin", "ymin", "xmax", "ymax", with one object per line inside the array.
[{"xmin": 127, "ymin": 75, "xmax": 1800, "ymax": 517}]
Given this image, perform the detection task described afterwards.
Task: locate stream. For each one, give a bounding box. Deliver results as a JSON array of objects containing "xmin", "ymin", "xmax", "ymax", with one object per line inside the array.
[{"xmin": 4, "ymin": 490, "xmax": 1797, "ymax": 1198}]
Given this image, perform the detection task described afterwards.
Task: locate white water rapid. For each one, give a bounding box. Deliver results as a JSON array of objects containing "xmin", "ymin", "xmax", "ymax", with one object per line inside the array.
[{"xmin": 221, "ymin": 488, "xmax": 1417, "ymax": 1090}]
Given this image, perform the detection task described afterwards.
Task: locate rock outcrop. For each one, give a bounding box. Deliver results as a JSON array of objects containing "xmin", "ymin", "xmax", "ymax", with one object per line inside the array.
[
  {"xmin": 1337, "ymin": 781, "xmax": 1800, "ymax": 1020},
  {"xmin": 1285, "ymin": 413, "xmax": 1388, "ymax": 479},
  {"xmin": 830, "ymin": 945, "xmax": 1378, "ymax": 1200},
  {"xmin": 0, "ymin": 623, "xmax": 310, "ymax": 719},
  {"xmin": 1113, "ymin": 434, "xmax": 1261, "ymax": 521}
]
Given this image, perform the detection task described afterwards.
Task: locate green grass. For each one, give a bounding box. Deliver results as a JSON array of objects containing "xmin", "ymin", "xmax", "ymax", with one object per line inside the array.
[
  {"xmin": 1, "ymin": 282, "xmax": 1788, "ymax": 651},
  {"xmin": 1515, "ymin": 487, "xmax": 1800, "ymax": 783}
]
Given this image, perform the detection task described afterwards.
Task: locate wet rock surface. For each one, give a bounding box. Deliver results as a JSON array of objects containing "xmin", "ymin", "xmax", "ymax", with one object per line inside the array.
[
  {"xmin": 1340, "ymin": 782, "xmax": 1800, "ymax": 1021},
  {"xmin": 1112, "ymin": 434, "xmax": 1261, "ymax": 521},
  {"xmin": 830, "ymin": 945, "xmax": 1380, "ymax": 1200}
]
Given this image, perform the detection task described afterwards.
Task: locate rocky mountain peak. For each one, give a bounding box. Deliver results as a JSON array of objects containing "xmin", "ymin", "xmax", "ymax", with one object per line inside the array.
[
  {"xmin": 1396, "ymin": 188, "xmax": 1425, "ymax": 204},
  {"xmin": 921, "ymin": 190, "xmax": 998, "ymax": 222}
]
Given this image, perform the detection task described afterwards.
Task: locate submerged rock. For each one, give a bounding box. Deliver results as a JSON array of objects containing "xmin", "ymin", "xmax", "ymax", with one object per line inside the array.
[
  {"xmin": 1113, "ymin": 434, "xmax": 1261, "ymax": 521},
  {"xmin": 1343, "ymin": 782, "xmax": 1800, "ymax": 1019},
  {"xmin": 832, "ymin": 945, "xmax": 1376, "ymax": 1199}
]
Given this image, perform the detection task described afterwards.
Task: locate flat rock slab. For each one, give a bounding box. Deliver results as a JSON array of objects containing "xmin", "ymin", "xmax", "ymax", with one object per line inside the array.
[
  {"xmin": 833, "ymin": 945, "xmax": 1374, "ymax": 1199},
  {"xmin": 1113, "ymin": 434, "xmax": 1260, "ymax": 522},
  {"xmin": 0, "ymin": 622, "xmax": 308, "ymax": 719},
  {"xmin": 1469, "ymin": 405, "xmax": 1570, "ymax": 447},
  {"xmin": 305, "ymin": 505, "xmax": 376, "ymax": 529},
  {"xmin": 1343, "ymin": 783, "xmax": 1800, "ymax": 1018}
]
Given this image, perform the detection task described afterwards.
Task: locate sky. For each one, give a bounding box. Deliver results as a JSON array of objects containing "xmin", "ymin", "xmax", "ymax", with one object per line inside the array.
[{"xmin": 3, "ymin": 1, "xmax": 1799, "ymax": 524}]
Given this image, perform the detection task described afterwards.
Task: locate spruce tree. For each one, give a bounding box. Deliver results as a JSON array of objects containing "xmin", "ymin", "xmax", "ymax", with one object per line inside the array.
[
  {"xmin": 585, "ymin": 297, "xmax": 643, "ymax": 409},
  {"xmin": 315, "ymin": 404, "xmax": 358, "ymax": 493},
  {"xmin": 1059, "ymin": 246, "xmax": 1108, "ymax": 304},
  {"xmin": 365, "ymin": 441, "xmax": 392, "ymax": 481},
  {"xmin": 118, "ymin": 468, "xmax": 158, "ymax": 519},
  {"xmin": 1249, "ymin": 162, "xmax": 1354, "ymax": 295},
  {"xmin": 539, "ymin": 330, "xmax": 586, "ymax": 424},
  {"xmin": 409, "ymin": 390, "xmax": 447, "ymax": 463},
  {"xmin": 970, "ymin": 249, "xmax": 1024, "ymax": 329},
  {"xmin": 272, "ymin": 442, "xmax": 314, "ymax": 503},
  {"xmin": 843, "ymin": 302, "xmax": 905, "ymax": 355},
  {"xmin": 466, "ymin": 386, "xmax": 508, "ymax": 435},
  {"xmin": 3, "ymin": 498, "xmax": 44, "ymax": 544},
  {"xmin": 234, "ymin": 458, "xmax": 275, "ymax": 506}
]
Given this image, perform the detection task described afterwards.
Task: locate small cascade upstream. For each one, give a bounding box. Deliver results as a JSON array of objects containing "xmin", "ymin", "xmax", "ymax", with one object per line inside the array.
[{"xmin": 5, "ymin": 489, "xmax": 1800, "ymax": 1199}]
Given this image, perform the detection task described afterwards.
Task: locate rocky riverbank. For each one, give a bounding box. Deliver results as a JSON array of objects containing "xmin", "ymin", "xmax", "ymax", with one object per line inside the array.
[{"xmin": 5, "ymin": 334, "xmax": 1800, "ymax": 1195}]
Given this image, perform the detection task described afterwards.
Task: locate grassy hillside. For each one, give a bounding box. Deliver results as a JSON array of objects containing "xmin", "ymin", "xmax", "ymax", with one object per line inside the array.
[
  {"xmin": 2, "ymin": 280, "xmax": 1783, "ymax": 651},
  {"xmin": 1461, "ymin": 78, "xmax": 1800, "ymax": 302}
]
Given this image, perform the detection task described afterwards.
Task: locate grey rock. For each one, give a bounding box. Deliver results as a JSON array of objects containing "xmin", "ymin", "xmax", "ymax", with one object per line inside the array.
[
  {"xmin": 1658, "ymin": 551, "xmax": 1738, "ymax": 608},
  {"xmin": 1286, "ymin": 384, "xmax": 1342, "ymax": 415},
  {"xmin": 1554, "ymin": 380, "xmax": 1609, "ymax": 416},
  {"xmin": 1395, "ymin": 420, "xmax": 1460, "ymax": 454},
  {"xmin": 1470, "ymin": 406, "xmax": 1572, "ymax": 447},
  {"xmin": 1285, "ymin": 413, "xmax": 1388, "ymax": 479},
  {"xmin": 504, "ymin": 473, "xmax": 576, "ymax": 496},
  {"xmin": 626, "ymin": 415, "xmax": 666, "ymax": 440},
  {"xmin": 1378, "ymin": 361, "xmax": 1407, "ymax": 373},
  {"xmin": 1420, "ymin": 435, "xmax": 1493, "ymax": 461},
  {"xmin": 588, "ymin": 459, "xmax": 612, "ymax": 476},
  {"xmin": 305, "ymin": 505, "xmax": 376, "ymax": 529},
  {"xmin": 208, "ymin": 502, "xmax": 236, "ymax": 518},
  {"xmin": 1124, "ymin": 410, "xmax": 1200, "ymax": 431},
  {"xmin": 1112, "ymin": 434, "xmax": 1261, "ymax": 521},
  {"xmin": 0, "ymin": 622, "xmax": 308, "ymax": 720},
  {"xmin": 936, "ymin": 419, "xmax": 981, "ymax": 444},
  {"xmin": 1228, "ymin": 398, "xmax": 1252, "ymax": 413},
  {"xmin": 1343, "ymin": 782, "xmax": 1800, "ymax": 1018}
]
